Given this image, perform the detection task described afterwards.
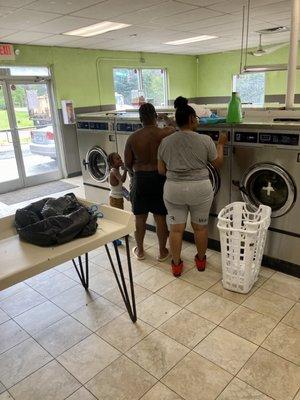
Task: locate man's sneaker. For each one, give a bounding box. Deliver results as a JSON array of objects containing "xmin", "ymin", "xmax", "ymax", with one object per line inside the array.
[
  {"xmin": 113, "ymin": 239, "xmax": 122, "ymax": 246},
  {"xmin": 171, "ymin": 260, "xmax": 183, "ymax": 277},
  {"xmin": 195, "ymin": 254, "xmax": 206, "ymax": 271}
]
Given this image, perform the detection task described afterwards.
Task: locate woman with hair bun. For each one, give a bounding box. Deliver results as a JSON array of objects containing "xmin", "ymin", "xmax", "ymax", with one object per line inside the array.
[
  {"xmin": 158, "ymin": 104, "xmax": 227, "ymax": 277},
  {"xmin": 174, "ymin": 96, "xmax": 211, "ymax": 118}
]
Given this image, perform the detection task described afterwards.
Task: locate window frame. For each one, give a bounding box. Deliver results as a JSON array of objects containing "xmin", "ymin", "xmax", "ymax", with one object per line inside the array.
[
  {"xmin": 113, "ymin": 67, "xmax": 168, "ymax": 110},
  {"xmin": 232, "ymin": 72, "xmax": 265, "ymax": 107}
]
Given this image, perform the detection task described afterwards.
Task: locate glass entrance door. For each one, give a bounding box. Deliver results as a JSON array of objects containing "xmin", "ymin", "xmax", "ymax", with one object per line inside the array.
[
  {"xmin": 0, "ymin": 81, "xmax": 23, "ymax": 193},
  {"xmin": 0, "ymin": 80, "xmax": 62, "ymax": 194}
]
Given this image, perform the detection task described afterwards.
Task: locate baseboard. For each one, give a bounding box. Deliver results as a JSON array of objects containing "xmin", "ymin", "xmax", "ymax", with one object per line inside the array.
[
  {"xmin": 146, "ymin": 224, "xmax": 299, "ymax": 278},
  {"xmin": 67, "ymin": 171, "xmax": 82, "ymax": 178}
]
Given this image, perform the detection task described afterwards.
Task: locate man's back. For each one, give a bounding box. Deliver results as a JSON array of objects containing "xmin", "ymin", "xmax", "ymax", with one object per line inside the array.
[{"xmin": 126, "ymin": 125, "xmax": 174, "ymax": 172}]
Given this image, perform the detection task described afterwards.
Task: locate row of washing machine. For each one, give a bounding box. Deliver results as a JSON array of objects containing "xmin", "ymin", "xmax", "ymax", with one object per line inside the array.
[{"xmin": 76, "ymin": 112, "xmax": 300, "ymax": 272}]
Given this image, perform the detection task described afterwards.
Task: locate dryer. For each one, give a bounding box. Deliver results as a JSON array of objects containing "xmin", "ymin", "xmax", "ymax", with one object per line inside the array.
[
  {"xmin": 76, "ymin": 114, "xmax": 117, "ymax": 203},
  {"xmin": 231, "ymin": 128, "xmax": 300, "ymax": 268}
]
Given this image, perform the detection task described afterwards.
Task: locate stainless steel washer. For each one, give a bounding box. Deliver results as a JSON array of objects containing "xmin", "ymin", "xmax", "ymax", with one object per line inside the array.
[
  {"xmin": 231, "ymin": 128, "xmax": 300, "ymax": 267},
  {"xmin": 76, "ymin": 115, "xmax": 117, "ymax": 203}
]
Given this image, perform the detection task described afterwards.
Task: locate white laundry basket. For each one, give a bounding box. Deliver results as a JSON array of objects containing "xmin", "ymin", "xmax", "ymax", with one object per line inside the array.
[{"xmin": 217, "ymin": 202, "xmax": 271, "ymax": 294}]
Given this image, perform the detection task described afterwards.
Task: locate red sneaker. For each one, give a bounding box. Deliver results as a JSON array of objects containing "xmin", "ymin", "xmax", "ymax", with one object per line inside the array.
[
  {"xmin": 171, "ymin": 260, "xmax": 183, "ymax": 277},
  {"xmin": 195, "ymin": 255, "xmax": 206, "ymax": 271}
]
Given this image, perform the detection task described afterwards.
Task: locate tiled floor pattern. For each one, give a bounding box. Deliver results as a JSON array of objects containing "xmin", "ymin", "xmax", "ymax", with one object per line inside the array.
[
  {"xmin": 0, "ymin": 176, "xmax": 85, "ymax": 218},
  {"xmin": 0, "ymin": 232, "xmax": 299, "ymax": 400},
  {"xmin": 0, "ymin": 178, "xmax": 300, "ymax": 400}
]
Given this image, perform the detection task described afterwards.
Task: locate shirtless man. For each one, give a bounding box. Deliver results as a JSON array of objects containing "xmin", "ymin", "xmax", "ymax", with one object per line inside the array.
[{"xmin": 125, "ymin": 103, "xmax": 176, "ymax": 261}]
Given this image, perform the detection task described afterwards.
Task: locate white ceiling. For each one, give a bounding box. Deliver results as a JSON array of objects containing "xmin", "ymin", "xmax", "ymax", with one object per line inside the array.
[{"xmin": 0, "ymin": 0, "xmax": 293, "ymax": 55}]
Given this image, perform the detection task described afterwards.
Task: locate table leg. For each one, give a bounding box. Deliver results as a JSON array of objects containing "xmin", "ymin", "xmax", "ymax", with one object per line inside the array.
[
  {"xmin": 72, "ymin": 253, "xmax": 89, "ymax": 290},
  {"xmin": 105, "ymin": 235, "xmax": 137, "ymax": 322}
]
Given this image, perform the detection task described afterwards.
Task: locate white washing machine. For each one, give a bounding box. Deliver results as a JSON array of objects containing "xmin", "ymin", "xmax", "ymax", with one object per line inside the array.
[
  {"xmin": 76, "ymin": 114, "xmax": 117, "ymax": 204},
  {"xmin": 115, "ymin": 115, "xmax": 142, "ymax": 212}
]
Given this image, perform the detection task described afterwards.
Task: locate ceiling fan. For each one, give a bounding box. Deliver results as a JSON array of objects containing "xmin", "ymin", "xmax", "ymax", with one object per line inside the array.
[{"xmin": 248, "ymin": 33, "xmax": 289, "ymax": 56}]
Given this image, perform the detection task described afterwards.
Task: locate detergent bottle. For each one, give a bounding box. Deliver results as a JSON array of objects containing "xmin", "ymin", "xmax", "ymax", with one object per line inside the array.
[{"xmin": 226, "ymin": 92, "xmax": 243, "ymax": 123}]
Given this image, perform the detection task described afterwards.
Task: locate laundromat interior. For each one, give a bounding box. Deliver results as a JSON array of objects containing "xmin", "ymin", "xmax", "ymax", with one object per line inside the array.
[{"xmin": 0, "ymin": 1, "xmax": 300, "ymax": 399}]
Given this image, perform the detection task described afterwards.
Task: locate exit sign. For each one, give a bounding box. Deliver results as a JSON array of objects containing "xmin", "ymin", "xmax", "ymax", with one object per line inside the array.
[{"xmin": 0, "ymin": 44, "xmax": 15, "ymax": 60}]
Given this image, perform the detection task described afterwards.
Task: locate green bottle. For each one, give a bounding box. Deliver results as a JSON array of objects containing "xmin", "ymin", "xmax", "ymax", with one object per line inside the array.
[{"xmin": 226, "ymin": 92, "xmax": 243, "ymax": 123}]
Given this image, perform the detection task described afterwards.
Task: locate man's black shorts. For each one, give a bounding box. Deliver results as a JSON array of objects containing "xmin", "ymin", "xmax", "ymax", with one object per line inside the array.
[{"xmin": 130, "ymin": 171, "xmax": 167, "ymax": 216}]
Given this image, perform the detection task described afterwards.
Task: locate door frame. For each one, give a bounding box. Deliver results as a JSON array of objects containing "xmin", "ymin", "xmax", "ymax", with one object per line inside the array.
[
  {"xmin": 0, "ymin": 74, "xmax": 64, "ymax": 194},
  {"xmin": 0, "ymin": 79, "xmax": 25, "ymax": 193}
]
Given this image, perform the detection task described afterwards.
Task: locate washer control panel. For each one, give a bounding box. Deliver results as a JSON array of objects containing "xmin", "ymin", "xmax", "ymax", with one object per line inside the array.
[
  {"xmin": 116, "ymin": 122, "xmax": 142, "ymax": 132},
  {"xmin": 235, "ymin": 132, "xmax": 257, "ymax": 143},
  {"xmin": 77, "ymin": 121, "xmax": 109, "ymax": 131},
  {"xmin": 198, "ymin": 130, "xmax": 231, "ymax": 142},
  {"xmin": 259, "ymin": 133, "xmax": 299, "ymax": 146},
  {"xmin": 233, "ymin": 130, "xmax": 300, "ymax": 148}
]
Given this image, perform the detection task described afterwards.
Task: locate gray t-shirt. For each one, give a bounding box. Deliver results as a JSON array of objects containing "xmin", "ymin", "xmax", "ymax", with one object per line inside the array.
[{"xmin": 158, "ymin": 130, "xmax": 217, "ymax": 181}]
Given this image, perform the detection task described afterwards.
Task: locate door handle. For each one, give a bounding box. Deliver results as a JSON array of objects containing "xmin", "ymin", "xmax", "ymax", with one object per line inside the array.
[
  {"xmin": 232, "ymin": 180, "xmax": 250, "ymax": 197},
  {"xmin": 82, "ymin": 159, "xmax": 89, "ymax": 170}
]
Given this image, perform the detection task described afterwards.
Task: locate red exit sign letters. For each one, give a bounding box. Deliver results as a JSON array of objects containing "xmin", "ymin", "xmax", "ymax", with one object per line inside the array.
[{"xmin": 0, "ymin": 44, "xmax": 15, "ymax": 60}]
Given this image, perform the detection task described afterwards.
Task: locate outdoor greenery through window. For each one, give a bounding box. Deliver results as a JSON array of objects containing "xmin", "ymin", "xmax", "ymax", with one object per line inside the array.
[
  {"xmin": 233, "ymin": 73, "xmax": 265, "ymax": 107},
  {"xmin": 113, "ymin": 68, "xmax": 167, "ymax": 110}
]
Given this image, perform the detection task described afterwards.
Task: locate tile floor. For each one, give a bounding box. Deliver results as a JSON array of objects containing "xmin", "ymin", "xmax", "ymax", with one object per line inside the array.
[{"xmin": 0, "ymin": 178, "xmax": 300, "ymax": 400}]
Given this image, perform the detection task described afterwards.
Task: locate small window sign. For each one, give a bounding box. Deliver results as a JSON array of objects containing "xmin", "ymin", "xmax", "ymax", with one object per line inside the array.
[
  {"xmin": 0, "ymin": 44, "xmax": 15, "ymax": 60},
  {"xmin": 61, "ymin": 100, "xmax": 75, "ymax": 124}
]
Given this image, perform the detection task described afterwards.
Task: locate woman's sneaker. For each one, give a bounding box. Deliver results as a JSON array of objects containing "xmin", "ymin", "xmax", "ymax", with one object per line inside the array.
[
  {"xmin": 171, "ymin": 260, "xmax": 183, "ymax": 277},
  {"xmin": 195, "ymin": 254, "xmax": 206, "ymax": 271}
]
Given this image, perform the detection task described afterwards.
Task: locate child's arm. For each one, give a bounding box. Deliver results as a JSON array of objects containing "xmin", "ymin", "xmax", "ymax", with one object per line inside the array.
[
  {"xmin": 120, "ymin": 167, "xmax": 127, "ymax": 183},
  {"xmin": 111, "ymin": 168, "xmax": 127, "ymax": 184}
]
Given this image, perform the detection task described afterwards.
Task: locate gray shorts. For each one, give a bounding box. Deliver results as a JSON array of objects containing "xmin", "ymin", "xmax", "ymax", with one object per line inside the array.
[{"xmin": 164, "ymin": 179, "xmax": 214, "ymax": 225}]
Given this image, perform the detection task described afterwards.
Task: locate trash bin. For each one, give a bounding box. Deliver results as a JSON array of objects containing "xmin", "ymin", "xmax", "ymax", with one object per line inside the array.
[{"xmin": 217, "ymin": 202, "xmax": 271, "ymax": 294}]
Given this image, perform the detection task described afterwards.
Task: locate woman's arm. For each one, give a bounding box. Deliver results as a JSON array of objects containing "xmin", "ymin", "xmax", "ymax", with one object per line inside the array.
[
  {"xmin": 158, "ymin": 159, "xmax": 167, "ymax": 176},
  {"xmin": 210, "ymin": 132, "xmax": 228, "ymax": 169}
]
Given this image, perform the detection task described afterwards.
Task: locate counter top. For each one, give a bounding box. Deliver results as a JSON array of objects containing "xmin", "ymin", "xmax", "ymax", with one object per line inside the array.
[
  {"xmin": 76, "ymin": 111, "xmax": 300, "ymax": 131},
  {"xmin": 0, "ymin": 203, "xmax": 134, "ymax": 291}
]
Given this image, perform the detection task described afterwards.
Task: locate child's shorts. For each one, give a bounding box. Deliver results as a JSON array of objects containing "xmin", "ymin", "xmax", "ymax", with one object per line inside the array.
[{"xmin": 109, "ymin": 196, "xmax": 124, "ymax": 210}]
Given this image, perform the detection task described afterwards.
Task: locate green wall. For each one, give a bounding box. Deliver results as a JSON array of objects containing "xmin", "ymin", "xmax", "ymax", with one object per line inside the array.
[
  {"xmin": 2, "ymin": 45, "xmax": 197, "ymax": 108},
  {"xmin": 2, "ymin": 42, "xmax": 299, "ymax": 107},
  {"xmin": 197, "ymin": 44, "xmax": 300, "ymax": 98}
]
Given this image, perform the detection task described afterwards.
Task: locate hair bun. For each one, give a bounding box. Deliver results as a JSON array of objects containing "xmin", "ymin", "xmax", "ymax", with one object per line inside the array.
[{"xmin": 174, "ymin": 96, "xmax": 188, "ymax": 109}]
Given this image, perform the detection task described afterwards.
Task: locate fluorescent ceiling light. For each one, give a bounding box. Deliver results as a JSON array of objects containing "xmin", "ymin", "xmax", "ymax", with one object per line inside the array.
[
  {"xmin": 243, "ymin": 64, "xmax": 300, "ymax": 72},
  {"xmin": 64, "ymin": 21, "xmax": 131, "ymax": 37},
  {"xmin": 165, "ymin": 35, "xmax": 217, "ymax": 45}
]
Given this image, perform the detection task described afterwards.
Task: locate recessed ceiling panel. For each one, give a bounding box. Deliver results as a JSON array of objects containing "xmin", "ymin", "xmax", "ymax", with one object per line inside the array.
[
  {"xmin": 0, "ymin": 0, "xmax": 292, "ymax": 55},
  {"xmin": 25, "ymin": 0, "xmax": 104, "ymax": 15},
  {"xmin": 71, "ymin": 0, "xmax": 163, "ymax": 20},
  {"xmin": 1, "ymin": 31, "xmax": 52, "ymax": 43},
  {"xmin": 0, "ymin": 9, "xmax": 61, "ymax": 30},
  {"xmin": 27, "ymin": 16, "xmax": 101, "ymax": 34}
]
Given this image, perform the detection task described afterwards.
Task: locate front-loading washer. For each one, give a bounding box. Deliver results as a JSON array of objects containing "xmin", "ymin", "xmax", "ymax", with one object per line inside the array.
[
  {"xmin": 231, "ymin": 128, "xmax": 300, "ymax": 270},
  {"xmin": 76, "ymin": 115, "xmax": 117, "ymax": 203}
]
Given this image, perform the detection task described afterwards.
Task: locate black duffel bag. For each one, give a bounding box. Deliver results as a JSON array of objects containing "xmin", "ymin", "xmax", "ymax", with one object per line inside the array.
[{"xmin": 15, "ymin": 193, "xmax": 98, "ymax": 246}]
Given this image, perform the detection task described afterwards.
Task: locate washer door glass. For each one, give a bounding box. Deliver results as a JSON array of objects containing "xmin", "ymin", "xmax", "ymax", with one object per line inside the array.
[
  {"xmin": 242, "ymin": 163, "xmax": 296, "ymax": 217},
  {"xmin": 207, "ymin": 163, "xmax": 220, "ymax": 196},
  {"xmin": 87, "ymin": 147, "xmax": 109, "ymax": 182}
]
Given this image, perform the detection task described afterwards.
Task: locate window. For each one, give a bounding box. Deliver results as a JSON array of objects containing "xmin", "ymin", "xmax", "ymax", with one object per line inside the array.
[
  {"xmin": 0, "ymin": 66, "xmax": 50, "ymax": 77},
  {"xmin": 113, "ymin": 68, "xmax": 167, "ymax": 110},
  {"xmin": 233, "ymin": 73, "xmax": 265, "ymax": 107}
]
